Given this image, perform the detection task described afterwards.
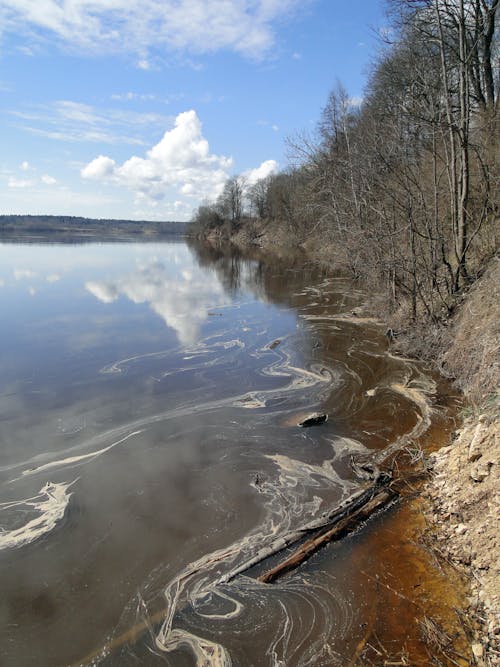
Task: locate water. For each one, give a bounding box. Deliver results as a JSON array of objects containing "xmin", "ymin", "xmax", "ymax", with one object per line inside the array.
[{"xmin": 0, "ymin": 240, "xmax": 466, "ymax": 666}]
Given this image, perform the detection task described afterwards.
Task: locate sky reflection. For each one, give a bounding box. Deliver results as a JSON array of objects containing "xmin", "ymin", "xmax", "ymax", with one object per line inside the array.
[{"xmin": 85, "ymin": 252, "xmax": 231, "ymax": 345}]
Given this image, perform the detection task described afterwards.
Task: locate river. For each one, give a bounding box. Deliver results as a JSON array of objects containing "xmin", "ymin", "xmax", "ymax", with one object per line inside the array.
[{"xmin": 0, "ymin": 239, "xmax": 468, "ymax": 666}]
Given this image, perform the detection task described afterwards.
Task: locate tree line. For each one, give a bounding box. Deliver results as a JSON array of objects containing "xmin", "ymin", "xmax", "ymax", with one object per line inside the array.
[{"xmin": 191, "ymin": 0, "xmax": 498, "ymax": 323}]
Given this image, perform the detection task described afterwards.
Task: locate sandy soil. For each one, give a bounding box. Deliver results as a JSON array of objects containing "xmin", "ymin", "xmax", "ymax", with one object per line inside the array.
[{"xmin": 425, "ymin": 415, "xmax": 499, "ymax": 666}]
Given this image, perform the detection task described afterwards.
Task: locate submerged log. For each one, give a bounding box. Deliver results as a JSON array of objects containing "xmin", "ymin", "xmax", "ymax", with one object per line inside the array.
[
  {"xmin": 298, "ymin": 413, "xmax": 328, "ymax": 427},
  {"xmin": 259, "ymin": 486, "xmax": 396, "ymax": 584}
]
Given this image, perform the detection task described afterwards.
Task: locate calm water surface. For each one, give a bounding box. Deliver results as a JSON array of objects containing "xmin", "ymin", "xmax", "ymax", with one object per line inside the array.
[{"xmin": 0, "ymin": 240, "xmax": 463, "ymax": 666}]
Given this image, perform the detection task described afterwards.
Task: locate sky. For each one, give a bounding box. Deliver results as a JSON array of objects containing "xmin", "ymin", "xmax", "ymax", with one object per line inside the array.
[{"xmin": 0, "ymin": 0, "xmax": 387, "ymax": 221}]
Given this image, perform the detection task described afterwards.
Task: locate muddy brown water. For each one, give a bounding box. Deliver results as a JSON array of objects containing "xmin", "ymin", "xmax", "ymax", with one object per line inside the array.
[{"xmin": 0, "ymin": 240, "xmax": 469, "ymax": 666}]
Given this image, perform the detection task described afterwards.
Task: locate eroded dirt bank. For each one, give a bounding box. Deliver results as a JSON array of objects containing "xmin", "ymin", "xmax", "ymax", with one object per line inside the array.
[
  {"xmin": 425, "ymin": 416, "xmax": 499, "ymax": 666},
  {"xmin": 419, "ymin": 258, "xmax": 499, "ymax": 667}
]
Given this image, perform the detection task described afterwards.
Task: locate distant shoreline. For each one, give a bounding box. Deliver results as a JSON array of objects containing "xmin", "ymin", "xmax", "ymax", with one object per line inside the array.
[{"xmin": 0, "ymin": 214, "xmax": 187, "ymax": 240}]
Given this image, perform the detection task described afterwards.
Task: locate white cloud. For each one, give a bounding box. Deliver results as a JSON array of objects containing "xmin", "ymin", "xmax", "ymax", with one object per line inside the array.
[
  {"xmin": 0, "ymin": 0, "xmax": 308, "ymax": 61},
  {"xmin": 17, "ymin": 45, "xmax": 36, "ymax": 56},
  {"xmin": 136, "ymin": 59, "xmax": 152, "ymax": 70},
  {"xmin": 81, "ymin": 156, "xmax": 116, "ymax": 180},
  {"xmin": 111, "ymin": 91, "xmax": 157, "ymax": 102},
  {"xmin": 81, "ymin": 109, "xmax": 232, "ymax": 204},
  {"xmin": 46, "ymin": 273, "xmax": 60, "ymax": 283},
  {"xmin": 41, "ymin": 174, "xmax": 57, "ymax": 185},
  {"xmin": 1, "ymin": 183, "xmax": 121, "ymax": 218},
  {"xmin": 20, "ymin": 160, "xmax": 31, "ymax": 171},
  {"xmin": 348, "ymin": 96, "xmax": 364, "ymax": 108},
  {"xmin": 244, "ymin": 159, "xmax": 279, "ymax": 185},
  {"xmin": 8, "ymin": 177, "xmax": 33, "ymax": 188},
  {"xmin": 11, "ymin": 100, "xmax": 172, "ymax": 145},
  {"xmin": 257, "ymin": 119, "xmax": 279, "ymax": 132}
]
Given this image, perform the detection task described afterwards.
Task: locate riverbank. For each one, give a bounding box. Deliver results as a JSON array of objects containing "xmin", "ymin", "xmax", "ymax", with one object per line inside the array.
[
  {"xmin": 419, "ymin": 258, "xmax": 499, "ymax": 667},
  {"xmin": 195, "ymin": 225, "xmax": 499, "ymax": 665}
]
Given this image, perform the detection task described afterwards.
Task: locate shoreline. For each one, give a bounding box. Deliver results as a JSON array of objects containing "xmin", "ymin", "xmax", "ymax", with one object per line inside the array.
[
  {"xmin": 0, "ymin": 214, "xmax": 187, "ymax": 241},
  {"xmin": 195, "ymin": 227, "xmax": 499, "ymax": 665}
]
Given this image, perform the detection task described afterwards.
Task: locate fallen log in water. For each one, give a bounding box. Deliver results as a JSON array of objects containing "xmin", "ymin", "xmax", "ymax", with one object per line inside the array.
[
  {"xmin": 259, "ymin": 485, "xmax": 396, "ymax": 584},
  {"xmin": 298, "ymin": 412, "xmax": 328, "ymax": 427},
  {"xmin": 219, "ymin": 470, "xmax": 396, "ymax": 585}
]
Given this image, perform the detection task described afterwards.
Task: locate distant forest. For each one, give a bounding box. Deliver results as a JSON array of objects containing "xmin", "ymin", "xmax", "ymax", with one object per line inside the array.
[
  {"xmin": 0, "ymin": 215, "xmax": 187, "ymax": 237},
  {"xmin": 191, "ymin": 0, "xmax": 498, "ymax": 325}
]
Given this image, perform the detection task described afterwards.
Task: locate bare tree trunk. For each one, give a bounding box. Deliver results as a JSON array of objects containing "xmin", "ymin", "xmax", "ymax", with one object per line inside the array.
[
  {"xmin": 482, "ymin": 0, "xmax": 499, "ymax": 109},
  {"xmin": 435, "ymin": 0, "xmax": 461, "ymax": 291},
  {"xmin": 457, "ymin": 0, "xmax": 471, "ymax": 285}
]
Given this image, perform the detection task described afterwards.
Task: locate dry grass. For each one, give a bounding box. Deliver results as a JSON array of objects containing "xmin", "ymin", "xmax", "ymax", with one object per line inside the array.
[
  {"xmin": 440, "ymin": 256, "xmax": 500, "ymax": 407},
  {"xmin": 390, "ymin": 254, "xmax": 499, "ymax": 411}
]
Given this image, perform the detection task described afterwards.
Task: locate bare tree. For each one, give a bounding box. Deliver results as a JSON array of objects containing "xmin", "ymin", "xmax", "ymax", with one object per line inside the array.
[{"xmin": 217, "ymin": 176, "xmax": 246, "ymax": 225}]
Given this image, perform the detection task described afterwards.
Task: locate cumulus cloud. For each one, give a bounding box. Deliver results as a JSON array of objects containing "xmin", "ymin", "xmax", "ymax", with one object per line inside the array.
[
  {"xmin": 85, "ymin": 257, "xmax": 229, "ymax": 344},
  {"xmin": 41, "ymin": 174, "xmax": 57, "ymax": 185},
  {"xmin": 244, "ymin": 159, "xmax": 279, "ymax": 185},
  {"xmin": 81, "ymin": 109, "xmax": 232, "ymax": 204},
  {"xmin": 0, "ymin": 0, "xmax": 307, "ymax": 61}
]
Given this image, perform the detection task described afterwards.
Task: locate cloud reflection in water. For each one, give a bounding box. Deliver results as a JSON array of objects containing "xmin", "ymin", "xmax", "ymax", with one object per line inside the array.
[{"xmin": 85, "ymin": 256, "xmax": 230, "ymax": 345}]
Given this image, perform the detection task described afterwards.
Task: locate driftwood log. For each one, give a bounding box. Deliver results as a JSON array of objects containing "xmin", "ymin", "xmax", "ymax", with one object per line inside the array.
[
  {"xmin": 219, "ymin": 470, "xmax": 396, "ymax": 586},
  {"xmin": 258, "ymin": 486, "xmax": 395, "ymax": 583}
]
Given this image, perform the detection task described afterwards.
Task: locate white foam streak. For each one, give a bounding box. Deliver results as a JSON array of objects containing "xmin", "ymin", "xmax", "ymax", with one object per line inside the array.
[
  {"xmin": 19, "ymin": 431, "xmax": 143, "ymax": 479},
  {"xmin": 0, "ymin": 481, "xmax": 73, "ymax": 550},
  {"xmin": 158, "ymin": 629, "xmax": 232, "ymax": 667},
  {"xmin": 151, "ymin": 450, "xmax": 352, "ymax": 664}
]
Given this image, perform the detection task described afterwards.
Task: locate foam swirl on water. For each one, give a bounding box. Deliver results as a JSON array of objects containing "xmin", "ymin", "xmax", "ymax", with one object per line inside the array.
[{"xmin": 0, "ymin": 480, "xmax": 74, "ymax": 550}]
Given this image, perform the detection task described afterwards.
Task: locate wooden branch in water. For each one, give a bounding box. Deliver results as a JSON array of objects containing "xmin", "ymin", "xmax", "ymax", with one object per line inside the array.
[
  {"xmin": 219, "ymin": 473, "xmax": 394, "ymax": 585},
  {"xmin": 258, "ymin": 487, "xmax": 396, "ymax": 584}
]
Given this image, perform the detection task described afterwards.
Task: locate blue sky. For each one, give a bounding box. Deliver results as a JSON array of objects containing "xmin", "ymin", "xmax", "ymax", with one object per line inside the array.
[{"xmin": 0, "ymin": 0, "xmax": 386, "ymax": 221}]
